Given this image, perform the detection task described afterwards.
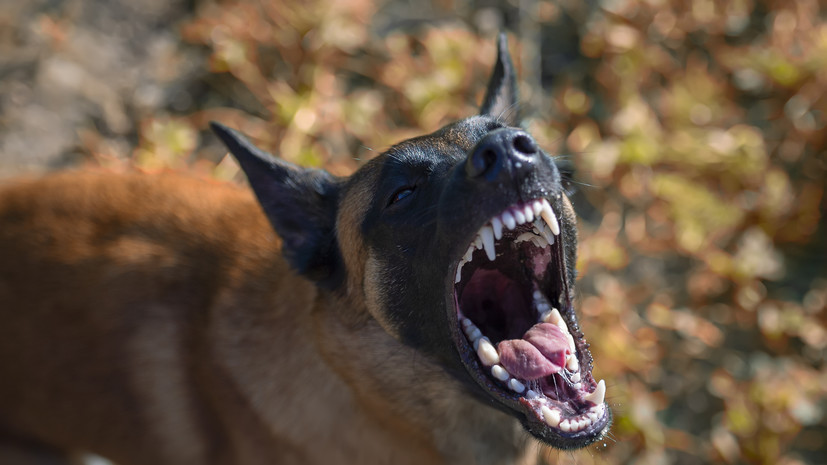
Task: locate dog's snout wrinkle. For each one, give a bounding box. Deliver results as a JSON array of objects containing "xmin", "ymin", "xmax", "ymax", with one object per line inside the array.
[{"xmin": 465, "ymin": 128, "xmax": 538, "ymax": 183}]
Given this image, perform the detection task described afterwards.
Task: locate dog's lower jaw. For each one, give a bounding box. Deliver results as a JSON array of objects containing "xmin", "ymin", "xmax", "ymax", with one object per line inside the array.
[{"xmin": 310, "ymin": 303, "xmax": 540, "ymax": 465}]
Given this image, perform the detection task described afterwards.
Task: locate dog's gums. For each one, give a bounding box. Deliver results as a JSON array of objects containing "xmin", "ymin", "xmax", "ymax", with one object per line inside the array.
[{"xmin": 453, "ymin": 197, "xmax": 611, "ymax": 444}]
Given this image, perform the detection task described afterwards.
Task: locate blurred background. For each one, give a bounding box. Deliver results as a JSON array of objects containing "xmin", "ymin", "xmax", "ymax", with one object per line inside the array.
[{"xmin": 0, "ymin": 0, "xmax": 824, "ymax": 463}]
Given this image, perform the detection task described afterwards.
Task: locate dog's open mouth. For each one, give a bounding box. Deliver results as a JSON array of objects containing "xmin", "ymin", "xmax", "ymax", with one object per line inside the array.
[{"xmin": 452, "ymin": 198, "xmax": 610, "ymax": 446}]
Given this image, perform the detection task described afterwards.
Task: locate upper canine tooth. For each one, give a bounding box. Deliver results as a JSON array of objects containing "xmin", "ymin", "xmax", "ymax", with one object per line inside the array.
[
  {"xmin": 583, "ymin": 379, "xmax": 606, "ymax": 406},
  {"xmin": 491, "ymin": 217, "xmax": 503, "ymax": 240},
  {"xmin": 476, "ymin": 338, "xmax": 500, "ymax": 366},
  {"xmin": 540, "ymin": 199, "xmax": 561, "ymax": 236},
  {"xmin": 480, "ymin": 226, "xmax": 496, "ymax": 261},
  {"xmin": 523, "ymin": 205, "xmax": 534, "ymax": 222},
  {"xmin": 501, "ymin": 211, "xmax": 516, "ymax": 230}
]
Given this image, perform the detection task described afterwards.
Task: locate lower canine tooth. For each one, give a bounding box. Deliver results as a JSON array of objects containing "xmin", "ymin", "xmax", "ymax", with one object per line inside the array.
[
  {"xmin": 583, "ymin": 379, "xmax": 606, "ymax": 406},
  {"xmin": 542, "ymin": 406, "xmax": 561, "ymax": 427},
  {"xmin": 477, "ymin": 338, "xmax": 500, "ymax": 366}
]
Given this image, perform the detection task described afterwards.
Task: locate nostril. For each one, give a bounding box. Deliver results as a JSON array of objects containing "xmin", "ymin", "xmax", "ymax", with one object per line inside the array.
[{"xmin": 512, "ymin": 134, "xmax": 538, "ymax": 155}]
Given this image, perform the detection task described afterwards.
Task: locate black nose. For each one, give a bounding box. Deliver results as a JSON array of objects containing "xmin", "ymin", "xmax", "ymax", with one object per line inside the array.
[{"xmin": 465, "ymin": 128, "xmax": 539, "ymax": 182}]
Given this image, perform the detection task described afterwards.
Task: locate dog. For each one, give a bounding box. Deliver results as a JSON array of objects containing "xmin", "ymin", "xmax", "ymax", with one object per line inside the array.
[{"xmin": 0, "ymin": 34, "xmax": 610, "ymax": 465}]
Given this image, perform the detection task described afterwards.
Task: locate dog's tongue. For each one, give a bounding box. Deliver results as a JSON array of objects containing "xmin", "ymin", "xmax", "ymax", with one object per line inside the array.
[{"xmin": 497, "ymin": 323, "xmax": 570, "ymax": 381}]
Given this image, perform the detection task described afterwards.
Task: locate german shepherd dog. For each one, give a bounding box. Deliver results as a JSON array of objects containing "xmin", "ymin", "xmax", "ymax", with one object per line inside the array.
[{"xmin": 0, "ymin": 35, "xmax": 610, "ymax": 465}]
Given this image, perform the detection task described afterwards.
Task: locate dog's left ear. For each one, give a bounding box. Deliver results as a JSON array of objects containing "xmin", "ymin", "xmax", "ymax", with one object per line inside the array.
[
  {"xmin": 210, "ymin": 122, "xmax": 340, "ymax": 285},
  {"xmin": 479, "ymin": 33, "xmax": 519, "ymax": 126}
]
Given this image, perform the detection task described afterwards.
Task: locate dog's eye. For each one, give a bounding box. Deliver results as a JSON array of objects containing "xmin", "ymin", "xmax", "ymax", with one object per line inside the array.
[{"xmin": 389, "ymin": 186, "xmax": 415, "ymax": 206}]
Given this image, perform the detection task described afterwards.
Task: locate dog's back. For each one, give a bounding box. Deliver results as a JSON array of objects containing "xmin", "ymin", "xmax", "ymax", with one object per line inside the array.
[
  {"xmin": 0, "ymin": 172, "xmax": 282, "ymax": 464},
  {"xmin": 0, "ymin": 172, "xmax": 523, "ymax": 465}
]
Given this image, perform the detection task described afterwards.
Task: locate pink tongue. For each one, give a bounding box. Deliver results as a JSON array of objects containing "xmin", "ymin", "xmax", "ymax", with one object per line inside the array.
[{"xmin": 497, "ymin": 323, "xmax": 570, "ymax": 381}]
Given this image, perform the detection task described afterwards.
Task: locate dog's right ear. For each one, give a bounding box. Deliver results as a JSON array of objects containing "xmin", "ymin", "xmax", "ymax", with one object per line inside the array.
[
  {"xmin": 479, "ymin": 32, "xmax": 519, "ymax": 126},
  {"xmin": 210, "ymin": 122, "xmax": 341, "ymax": 285}
]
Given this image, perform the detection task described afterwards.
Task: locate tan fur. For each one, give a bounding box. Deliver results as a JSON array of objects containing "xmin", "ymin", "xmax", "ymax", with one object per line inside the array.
[{"xmin": 0, "ymin": 171, "xmax": 535, "ymax": 465}]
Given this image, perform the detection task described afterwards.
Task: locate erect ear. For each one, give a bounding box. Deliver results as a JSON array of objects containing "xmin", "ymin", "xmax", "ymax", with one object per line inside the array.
[
  {"xmin": 210, "ymin": 122, "xmax": 341, "ymax": 286},
  {"xmin": 479, "ymin": 33, "xmax": 519, "ymax": 126}
]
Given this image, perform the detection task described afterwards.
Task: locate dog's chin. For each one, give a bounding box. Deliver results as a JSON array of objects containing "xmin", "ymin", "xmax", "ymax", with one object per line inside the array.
[{"xmin": 450, "ymin": 197, "xmax": 611, "ymax": 450}]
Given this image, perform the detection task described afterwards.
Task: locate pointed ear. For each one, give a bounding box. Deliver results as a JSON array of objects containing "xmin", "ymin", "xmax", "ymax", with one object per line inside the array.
[
  {"xmin": 479, "ymin": 33, "xmax": 519, "ymax": 126},
  {"xmin": 210, "ymin": 122, "xmax": 341, "ymax": 285}
]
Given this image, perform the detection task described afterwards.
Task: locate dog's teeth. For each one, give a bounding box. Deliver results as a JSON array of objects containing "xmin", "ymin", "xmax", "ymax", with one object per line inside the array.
[
  {"xmin": 476, "ymin": 337, "xmax": 499, "ymax": 366},
  {"xmin": 542, "ymin": 406, "xmax": 561, "ymax": 427},
  {"xmin": 526, "ymin": 389, "xmax": 539, "ymax": 399},
  {"xmin": 571, "ymin": 372, "xmax": 581, "ymax": 383},
  {"xmin": 532, "ymin": 200, "xmax": 543, "ymax": 216},
  {"xmin": 534, "ymin": 220, "xmax": 555, "ymax": 245},
  {"xmin": 533, "ymin": 290, "xmax": 542, "ymax": 300},
  {"xmin": 566, "ymin": 333, "xmax": 576, "ymax": 355},
  {"xmin": 463, "ymin": 246, "xmax": 474, "ymax": 263},
  {"xmin": 474, "ymin": 235, "xmax": 483, "ymax": 250},
  {"xmin": 583, "ymin": 379, "xmax": 606, "ymax": 406},
  {"xmin": 542, "ymin": 308, "xmax": 564, "ymax": 326},
  {"xmin": 573, "ymin": 382, "xmax": 582, "ymax": 389},
  {"xmin": 540, "ymin": 199, "xmax": 560, "ymax": 236},
  {"xmin": 480, "ymin": 226, "xmax": 496, "ymax": 261},
  {"xmin": 513, "ymin": 209, "xmax": 526, "ymax": 225},
  {"xmin": 469, "ymin": 327, "xmax": 482, "ymax": 342},
  {"xmin": 566, "ymin": 356, "xmax": 579, "ymax": 373},
  {"xmin": 515, "ymin": 232, "xmax": 536, "ymax": 244},
  {"xmin": 491, "ymin": 364, "xmax": 509, "ymax": 381},
  {"xmin": 455, "ymin": 265, "xmax": 463, "ymax": 283},
  {"xmin": 560, "ymin": 419, "xmax": 572, "ymax": 432},
  {"xmin": 501, "ymin": 211, "xmax": 516, "ymax": 230},
  {"xmin": 523, "ymin": 205, "xmax": 534, "ymax": 222},
  {"xmin": 533, "ymin": 234, "xmax": 548, "ymax": 248},
  {"xmin": 508, "ymin": 378, "xmax": 525, "ymax": 393},
  {"xmin": 491, "ymin": 217, "xmax": 503, "ymax": 240}
]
